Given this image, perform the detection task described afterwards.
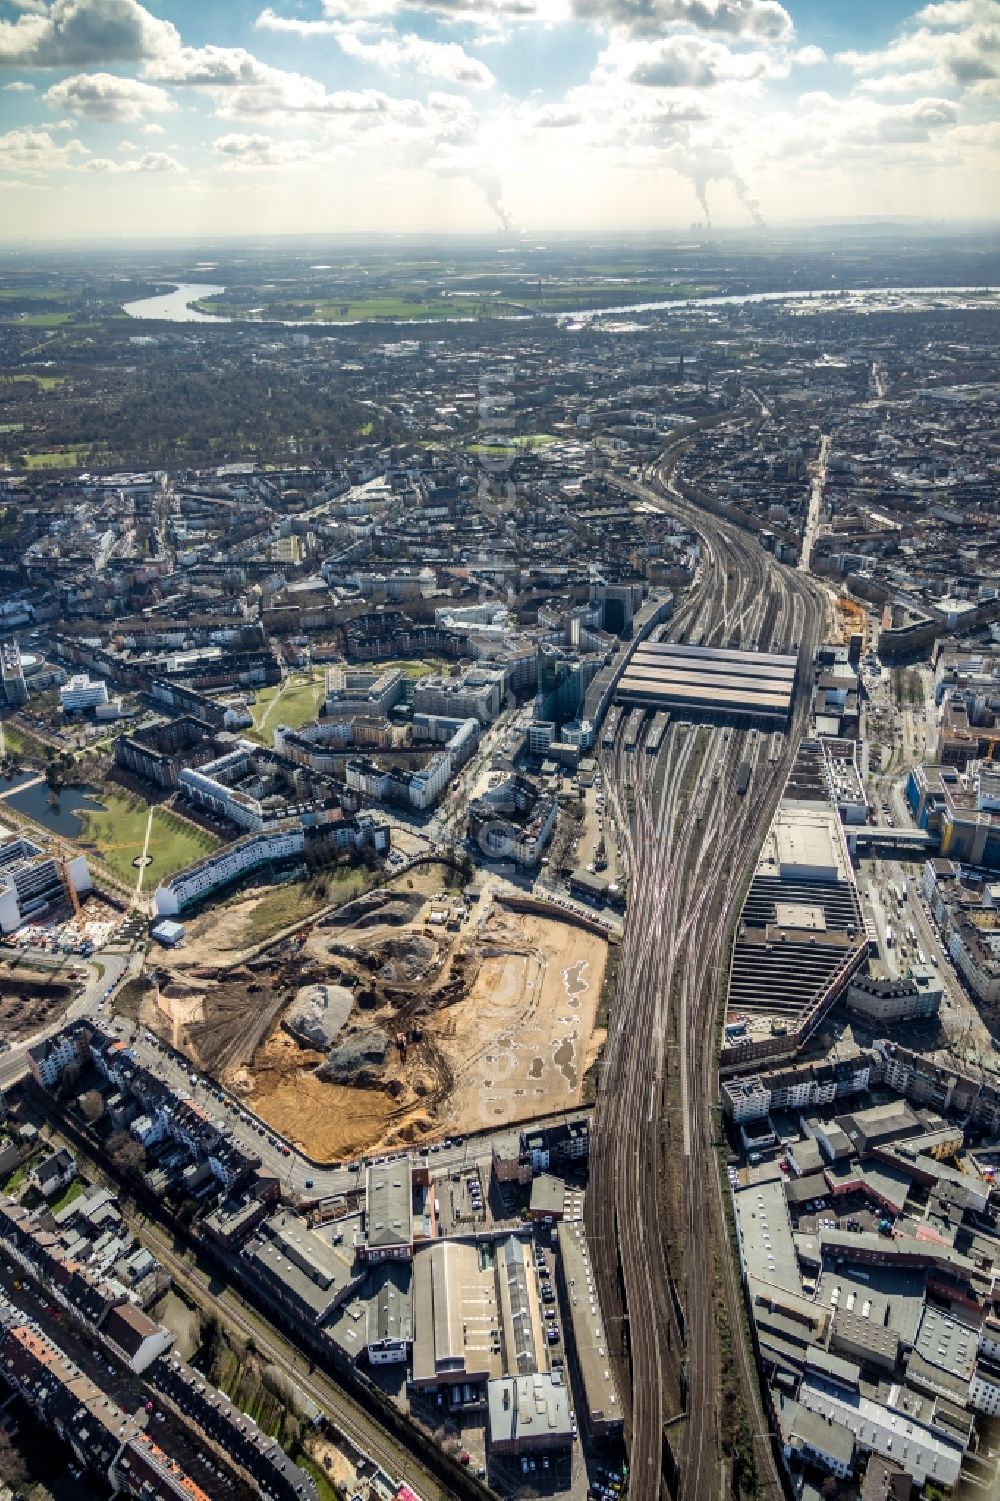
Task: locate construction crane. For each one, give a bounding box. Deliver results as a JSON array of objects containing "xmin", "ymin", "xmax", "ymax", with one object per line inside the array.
[{"xmin": 49, "ymin": 836, "xmax": 83, "ymax": 924}]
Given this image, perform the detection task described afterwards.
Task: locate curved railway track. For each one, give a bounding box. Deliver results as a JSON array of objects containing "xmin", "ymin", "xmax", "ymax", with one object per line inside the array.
[{"xmin": 586, "ymin": 442, "xmax": 826, "ymax": 1501}]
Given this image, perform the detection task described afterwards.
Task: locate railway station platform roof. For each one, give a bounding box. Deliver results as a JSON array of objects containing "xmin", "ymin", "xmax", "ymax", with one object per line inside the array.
[{"xmin": 616, "ymin": 641, "xmax": 798, "ymax": 726}]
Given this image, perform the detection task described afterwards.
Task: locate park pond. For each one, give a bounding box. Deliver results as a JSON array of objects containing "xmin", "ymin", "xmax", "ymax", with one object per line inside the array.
[{"xmin": 4, "ymin": 781, "xmax": 104, "ymax": 837}]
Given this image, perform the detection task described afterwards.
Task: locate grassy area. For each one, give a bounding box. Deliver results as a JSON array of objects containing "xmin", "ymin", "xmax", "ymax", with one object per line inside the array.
[
  {"xmin": 369, "ymin": 657, "xmax": 444, "ymax": 679},
  {"xmin": 238, "ymin": 866, "xmax": 379, "ymax": 946},
  {"xmin": 467, "ymin": 432, "xmax": 560, "ymax": 454},
  {"xmin": 295, "ymin": 1453, "xmax": 341, "ymax": 1501},
  {"xmin": 247, "ymin": 669, "xmax": 327, "ymax": 744},
  {"xmin": 77, "ymin": 791, "xmax": 219, "ymax": 886},
  {"xmin": 22, "ymin": 446, "xmax": 96, "ymax": 469},
  {"xmin": 1, "ymin": 1149, "xmax": 42, "ymax": 1196},
  {"xmin": 5, "ymin": 312, "xmax": 72, "ymax": 327},
  {"xmin": 0, "ymin": 721, "xmax": 45, "ymax": 762},
  {"xmin": 1, "ymin": 373, "xmax": 65, "ymax": 390},
  {"xmin": 50, "ymin": 1178, "xmax": 86, "ymax": 1213}
]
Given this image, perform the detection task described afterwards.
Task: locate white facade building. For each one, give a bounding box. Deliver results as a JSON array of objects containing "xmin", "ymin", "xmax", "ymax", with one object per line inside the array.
[{"xmin": 59, "ymin": 674, "xmax": 109, "ymax": 712}]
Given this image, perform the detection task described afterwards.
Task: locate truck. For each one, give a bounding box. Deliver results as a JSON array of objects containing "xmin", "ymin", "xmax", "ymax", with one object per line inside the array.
[{"xmin": 885, "ymin": 925, "xmax": 894, "ymax": 949}]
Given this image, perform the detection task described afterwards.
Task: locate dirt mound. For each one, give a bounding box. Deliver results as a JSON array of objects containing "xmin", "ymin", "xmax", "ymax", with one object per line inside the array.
[
  {"xmin": 319, "ymin": 1027, "xmax": 390, "ymax": 1086},
  {"xmin": 284, "ymin": 983, "xmax": 355, "ymax": 1051},
  {"xmin": 374, "ymin": 933, "xmax": 437, "ymax": 983},
  {"xmin": 323, "ymin": 889, "xmax": 422, "ymax": 930}
]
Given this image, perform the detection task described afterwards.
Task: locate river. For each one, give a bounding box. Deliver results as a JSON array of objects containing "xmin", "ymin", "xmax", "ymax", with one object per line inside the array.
[
  {"xmin": 121, "ymin": 281, "xmax": 998, "ymax": 328},
  {"xmin": 122, "ymin": 282, "xmax": 228, "ymax": 323}
]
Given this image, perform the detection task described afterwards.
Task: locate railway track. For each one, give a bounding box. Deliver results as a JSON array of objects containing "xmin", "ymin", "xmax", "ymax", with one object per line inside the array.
[
  {"xmin": 128, "ymin": 1216, "xmax": 450, "ymax": 1501},
  {"xmin": 586, "ymin": 444, "xmax": 825, "ymax": 1501}
]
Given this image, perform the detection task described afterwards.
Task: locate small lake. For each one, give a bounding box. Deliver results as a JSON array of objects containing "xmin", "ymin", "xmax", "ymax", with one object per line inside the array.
[
  {"xmin": 0, "ymin": 770, "xmax": 36, "ymax": 796},
  {"xmin": 122, "ymin": 282, "xmax": 228, "ymax": 323},
  {"xmin": 6, "ymin": 782, "xmax": 104, "ymax": 838}
]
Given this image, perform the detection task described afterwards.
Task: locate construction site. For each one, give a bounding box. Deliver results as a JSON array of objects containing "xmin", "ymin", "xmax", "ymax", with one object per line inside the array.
[
  {"xmin": 0, "ymin": 956, "xmax": 80, "ymax": 1042},
  {"xmin": 145, "ymin": 865, "xmax": 608, "ymax": 1160}
]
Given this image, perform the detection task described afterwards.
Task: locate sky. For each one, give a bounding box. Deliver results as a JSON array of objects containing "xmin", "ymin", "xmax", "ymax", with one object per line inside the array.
[{"xmin": 0, "ymin": 0, "xmax": 997, "ymax": 239}]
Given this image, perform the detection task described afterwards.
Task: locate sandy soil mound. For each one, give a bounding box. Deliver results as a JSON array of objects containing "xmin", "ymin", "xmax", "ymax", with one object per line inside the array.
[
  {"xmin": 284, "ymin": 983, "xmax": 355, "ymax": 1051},
  {"xmin": 319, "ymin": 1026, "xmax": 391, "ymax": 1086}
]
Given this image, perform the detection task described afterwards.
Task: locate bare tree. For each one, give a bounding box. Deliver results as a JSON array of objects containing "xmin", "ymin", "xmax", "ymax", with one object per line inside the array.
[
  {"xmin": 79, "ymin": 1089, "xmax": 105, "ymax": 1124},
  {"xmin": 0, "ymin": 1429, "xmax": 30, "ymax": 1490}
]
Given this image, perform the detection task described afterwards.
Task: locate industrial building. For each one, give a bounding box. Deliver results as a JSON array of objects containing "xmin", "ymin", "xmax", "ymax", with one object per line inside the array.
[
  {"xmin": 409, "ymin": 1234, "xmax": 550, "ymax": 1396},
  {"xmin": 724, "ymin": 745, "xmax": 867, "ymax": 1062},
  {"xmin": 487, "ymin": 1372, "xmax": 574, "ymax": 1457},
  {"xmin": 616, "ymin": 641, "xmax": 798, "ymax": 726},
  {"xmin": 556, "ymin": 1221, "xmax": 623, "ymax": 1441}
]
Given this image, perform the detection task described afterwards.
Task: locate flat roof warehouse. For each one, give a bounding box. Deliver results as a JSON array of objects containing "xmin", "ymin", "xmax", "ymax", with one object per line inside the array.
[{"xmin": 616, "ymin": 643, "xmax": 798, "ymax": 727}]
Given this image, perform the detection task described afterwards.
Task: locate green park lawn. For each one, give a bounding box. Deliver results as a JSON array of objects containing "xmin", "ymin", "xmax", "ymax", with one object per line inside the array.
[
  {"xmin": 1, "ymin": 373, "xmax": 65, "ymax": 390},
  {"xmin": 6, "ymin": 312, "xmax": 72, "ymax": 327},
  {"xmin": 372, "ymin": 658, "xmax": 444, "ymax": 679},
  {"xmin": 247, "ymin": 669, "xmax": 327, "ymax": 743},
  {"xmin": 77, "ymin": 792, "xmax": 219, "ymax": 887},
  {"xmin": 467, "ymin": 432, "xmax": 561, "ymax": 454},
  {"xmin": 23, "ymin": 447, "xmax": 96, "ymax": 470}
]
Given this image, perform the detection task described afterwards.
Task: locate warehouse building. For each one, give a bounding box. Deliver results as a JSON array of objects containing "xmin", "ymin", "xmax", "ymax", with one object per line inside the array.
[
  {"xmin": 556, "ymin": 1221, "xmax": 623, "ymax": 1441},
  {"xmin": 487, "ymin": 1372, "xmax": 574, "ymax": 1457},
  {"xmin": 615, "ymin": 642, "xmax": 798, "ymax": 727}
]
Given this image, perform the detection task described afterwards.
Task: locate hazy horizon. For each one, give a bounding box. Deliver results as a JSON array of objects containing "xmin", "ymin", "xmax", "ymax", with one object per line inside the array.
[{"xmin": 1, "ymin": 0, "xmax": 998, "ymax": 241}]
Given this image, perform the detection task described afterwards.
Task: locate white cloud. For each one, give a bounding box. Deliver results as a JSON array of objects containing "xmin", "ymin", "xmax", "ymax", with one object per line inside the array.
[
  {"xmin": 599, "ymin": 33, "xmax": 786, "ymax": 89},
  {"xmin": 213, "ymin": 130, "xmax": 324, "ymax": 168},
  {"xmin": 140, "ymin": 121, "xmax": 165, "ymax": 134},
  {"xmin": 836, "ymin": 0, "xmax": 999, "ymax": 92},
  {"xmin": 0, "ymin": 0, "xmax": 179, "ymax": 68},
  {"xmin": 316, "ymin": 0, "xmax": 570, "ymax": 21},
  {"xmin": 142, "ymin": 42, "xmax": 423, "ymax": 124},
  {"xmin": 0, "ymin": 125, "xmax": 89, "ymax": 171},
  {"xmin": 44, "ymin": 70, "xmax": 175, "ymax": 121},
  {"xmin": 571, "ymin": 0, "xmax": 793, "ymax": 41},
  {"xmin": 2, "ymin": 79, "xmax": 35, "ymax": 91},
  {"xmin": 337, "ymin": 30, "xmax": 495, "ymax": 88},
  {"xmin": 793, "ymin": 44, "xmax": 825, "ymax": 66},
  {"xmin": 82, "ymin": 149, "xmax": 184, "ymax": 172},
  {"xmin": 256, "ymin": 13, "xmax": 495, "ymax": 89},
  {"xmin": 533, "ymin": 104, "xmax": 585, "ymax": 126}
]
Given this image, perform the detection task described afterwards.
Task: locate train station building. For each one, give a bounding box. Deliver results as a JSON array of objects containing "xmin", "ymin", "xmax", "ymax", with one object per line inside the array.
[{"xmin": 615, "ymin": 642, "xmax": 798, "ymax": 727}]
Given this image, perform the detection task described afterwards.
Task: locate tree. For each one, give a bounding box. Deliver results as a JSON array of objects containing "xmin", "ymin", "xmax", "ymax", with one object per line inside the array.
[
  {"xmin": 79, "ymin": 1089, "xmax": 105, "ymax": 1124},
  {"xmin": 107, "ymin": 1130, "xmax": 145, "ymax": 1176},
  {"xmin": 57, "ymin": 1060, "xmax": 81, "ymax": 1100},
  {"xmin": 0, "ymin": 1429, "xmax": 30, "ymax": 1490}
]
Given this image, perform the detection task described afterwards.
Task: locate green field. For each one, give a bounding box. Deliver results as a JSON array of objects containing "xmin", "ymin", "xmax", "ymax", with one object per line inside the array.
[
  {"xmin": 1, "ymin": 373, "xmax": 65, "ymax": 390},
  {"xmin": 0, "ymin": 721, "xmax": 46, "ymax": 761},
  {"xmin": 195, "ymin": 293, "xmax": 518, "ymax": 323},
  {"xmin": 0, "ymin": 288, "xmax": 70, "ymax": 301},
  {"xmin": 239, "ymin": 867, "xmax": 378, "ymax": 946},
  {"xmin": 22, "ymin": 446, "xmax": 98, "ymax": 469},
  {"xmin": 467, "ymin": 432, "xmax": 561, "ymax": 454},
  {"xmin": 372, "ymin": 657, "xmax": 445, "ymax": 678},
  {"xmin": 77, "ymin": 792, "xmax": 220, "ymax": 887},
  {"xmin": 247, "ymin": 669, "xmax": 327, "ymax": 743},
  {"xmin": 4, "ymin": 312, "xmax": 72, "ymax": 327}
]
